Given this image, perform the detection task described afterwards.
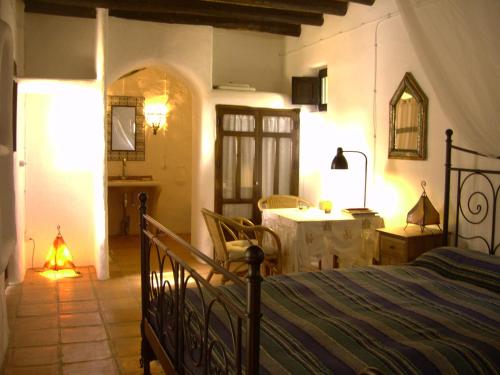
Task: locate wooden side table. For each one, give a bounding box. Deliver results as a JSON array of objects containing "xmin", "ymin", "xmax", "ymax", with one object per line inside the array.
[{"xmin": 376, "ymin": 225, "xmax": 443, "ymax": 265}]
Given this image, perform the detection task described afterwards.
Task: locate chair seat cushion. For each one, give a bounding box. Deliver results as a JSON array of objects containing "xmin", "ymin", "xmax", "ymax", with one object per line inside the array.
[{"xmin": 226, "ymin": 239, "xmax": 278, "ymax": 261}]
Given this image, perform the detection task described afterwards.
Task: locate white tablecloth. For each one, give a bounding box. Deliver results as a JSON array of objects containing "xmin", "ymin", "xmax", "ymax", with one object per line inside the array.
[{"xmin": 262, "ymin": 208, "xmax": 384, "ymax": 273}]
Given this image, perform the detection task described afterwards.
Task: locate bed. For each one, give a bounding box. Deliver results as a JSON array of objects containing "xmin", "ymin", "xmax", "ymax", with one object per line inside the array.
[{"xmin": 138, "ymin": 129, "xmax": 500, "ymax": 375}]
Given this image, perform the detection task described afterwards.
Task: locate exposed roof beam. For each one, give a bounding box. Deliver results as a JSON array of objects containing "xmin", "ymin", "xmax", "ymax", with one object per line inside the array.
[
  {"xmin": 110, "ymin": 9, "xmax": 301, "ymax": 36},
  {"xmin": 198, "ymin": 0, "xmax": 351, "ymax": 15},
  {"xmin": 25, "ymin": 0, "xmax": 324, "ymax": 26},
  {"xmin": 25, "ymin": 1, "xmax": 96, "ymax": 18}
]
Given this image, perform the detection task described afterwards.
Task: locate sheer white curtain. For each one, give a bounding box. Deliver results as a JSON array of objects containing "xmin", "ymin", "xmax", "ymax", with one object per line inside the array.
[
  {"xmin": 395, "ymin": 0, "xmax": 500, "ymax": 155},
  {"xmin": 261, "ymin": 116, "xmax": 292, "ymax": 197}
]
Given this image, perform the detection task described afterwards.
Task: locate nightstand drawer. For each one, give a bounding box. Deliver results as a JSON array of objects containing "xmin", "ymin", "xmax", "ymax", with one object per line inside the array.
[
  {"xmin": 380, "ymin": 236, "xmax": 406, "ymax": 255},
  {"xmin": 377, "ymin": 226, "xmax": 443, "ymax": 265}
]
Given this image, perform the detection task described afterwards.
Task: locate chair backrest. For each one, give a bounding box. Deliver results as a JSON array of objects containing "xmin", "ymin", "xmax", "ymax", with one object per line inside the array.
[
  {"xmin": 257, "ymin": 195, "xmax": 313, "ymax": 211},
  {"xmin": 201, "ymin": 208, "xmax": 230, "ymax": 263}
]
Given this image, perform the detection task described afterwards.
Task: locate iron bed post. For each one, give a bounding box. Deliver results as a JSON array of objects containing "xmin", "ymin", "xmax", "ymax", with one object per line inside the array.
[
  {"xmin": 139, "ymin": 192, "xmax": 154, "ymax": 374},
  {"xmin": 245, "ymin": 245, "xmax": 264, "ymax": 375},
  {"xmin": 443, "ymin": 129, "xmax": 453, "ymax": 246}
]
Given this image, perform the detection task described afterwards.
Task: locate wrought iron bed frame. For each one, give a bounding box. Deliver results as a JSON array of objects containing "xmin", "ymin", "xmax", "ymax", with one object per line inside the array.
[
  {"xmin": 443, "ymin": 128, "xmax": 499, "ymax": 255},
  {"xmin": 139, "ymin": 128, "xmax": 499, "ymax": 375}
]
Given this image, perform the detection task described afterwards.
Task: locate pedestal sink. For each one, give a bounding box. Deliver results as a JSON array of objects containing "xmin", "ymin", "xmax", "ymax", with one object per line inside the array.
[
  {"xmin": 107, "ymin": 175, "xmax": 159, "ymax": 187},
  {"xmin": 107, "ymin": 175, "xmax": 160, "ymax": 235}
]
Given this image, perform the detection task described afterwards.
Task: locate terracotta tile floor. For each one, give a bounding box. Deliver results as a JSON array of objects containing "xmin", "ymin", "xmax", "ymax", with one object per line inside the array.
[{"xmin": 2, "ymin": 234, "xmax": 210, "ymax": 374}]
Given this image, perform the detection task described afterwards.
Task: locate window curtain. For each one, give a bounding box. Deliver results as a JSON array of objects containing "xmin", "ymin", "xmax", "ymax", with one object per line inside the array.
[{"xmin": 395, "ymin": 0, "xmax": 500, "ymax": 155}]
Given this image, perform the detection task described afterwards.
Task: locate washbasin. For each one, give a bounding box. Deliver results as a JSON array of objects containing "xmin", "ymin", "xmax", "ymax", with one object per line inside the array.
[{"xmin": 108, "ymin": 175, "xmax": 153, "ymax": 181}]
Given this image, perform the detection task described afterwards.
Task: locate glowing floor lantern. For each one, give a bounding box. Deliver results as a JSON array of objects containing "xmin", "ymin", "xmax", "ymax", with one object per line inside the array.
[{"xmin": 41, "ymin": 226, "xmax": 80, "ymax": 279}]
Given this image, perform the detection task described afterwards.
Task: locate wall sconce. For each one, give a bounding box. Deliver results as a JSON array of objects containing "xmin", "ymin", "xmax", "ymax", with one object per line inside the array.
[
  {"xmin": 145, "ymin": 103, "xmax": 167, "ymax": 135},
  {"xmin": 331, "ymin": 147, "xmax": 368, "ymax": 208}
]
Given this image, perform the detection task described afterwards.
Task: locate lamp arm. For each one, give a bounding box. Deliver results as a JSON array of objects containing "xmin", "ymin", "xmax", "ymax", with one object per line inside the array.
[{"xmin": 344, "ymin": 150, "xmax": 367, "ymax": 208}]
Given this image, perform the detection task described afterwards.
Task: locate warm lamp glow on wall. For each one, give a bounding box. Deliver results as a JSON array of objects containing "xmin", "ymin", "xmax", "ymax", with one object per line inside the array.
[
  {"xmin": 41, "ymin": 225, "xmax": 81, "ymax": 280},
  {"xmin": 145, "ymin": 103, "xmax": 168, "ymax": 135},
  {"xmin": 331, "ymin": 147, "xmax": 368, "ymax": 208}
]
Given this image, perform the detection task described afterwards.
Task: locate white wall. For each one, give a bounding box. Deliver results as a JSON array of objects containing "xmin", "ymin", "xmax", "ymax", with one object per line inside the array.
[
  {"xmin": 24, "ymin": 13, "xmax": 95, "ymax": 79},
  {"xmin": 0, "ymin": 0, "xmax": 17, "ymax": 367},
  {"xmin": 106, "ymin": 17, "xmax": 214, "ymax": 251},
  {"xmin": 285, "ymin": 0, "xmax": 453, "ymax": 227},
  {"xmin": 213, "ymin": 28, "xmax": 285, "ymax": 92},
  {"xmin": 19, "ymin": 80, "xmax": 103, "ymax": 270}
]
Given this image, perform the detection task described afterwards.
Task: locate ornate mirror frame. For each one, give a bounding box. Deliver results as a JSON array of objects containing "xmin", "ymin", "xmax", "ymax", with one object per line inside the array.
[
  {"xmin": 107, "ymin": 96, "xmax": 145, "ymax": 161},
  {"xmin": 389, "ymin": 72, "xmax": 428, "ymax": 160}
]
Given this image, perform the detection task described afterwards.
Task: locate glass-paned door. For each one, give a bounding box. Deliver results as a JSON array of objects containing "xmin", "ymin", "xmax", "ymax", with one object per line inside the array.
[{"xmin": 215, "ymin": 106, "xmax": 300, "ymax": 223}]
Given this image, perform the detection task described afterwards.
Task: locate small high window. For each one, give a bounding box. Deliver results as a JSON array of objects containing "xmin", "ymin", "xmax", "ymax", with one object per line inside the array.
[
  {"xmin": 318, "ymin": 68, "xmax": 328, "ymax": 112},
  {"xmin": 291, "ymin": 67, "xmax": 328, "ymax": 112}
]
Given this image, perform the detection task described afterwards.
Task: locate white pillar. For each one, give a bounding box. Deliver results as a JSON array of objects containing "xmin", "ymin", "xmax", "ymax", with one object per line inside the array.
[{"xmin": 94, "ymin": 8, "xmax": 109, "ymax": 279}]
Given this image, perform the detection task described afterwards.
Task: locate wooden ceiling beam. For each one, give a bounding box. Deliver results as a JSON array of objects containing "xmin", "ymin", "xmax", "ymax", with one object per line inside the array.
[
  {"xmin": 110, "ymin": 9, "xmax": 301, "ymax": 36},
  {"xmin": 343, "ymin": 0, "xmax": 376, "ymax": 5},
  {"xmin": 198, "ymin": 0, "xmax": 350, "ymax": 15},
  {"xmin": 25, "ymin": 2, "xmax": 96, "ymax": 19},
  {"xmin": 25, "ymin": 0, "xmax": 324, "ymax": 26}
]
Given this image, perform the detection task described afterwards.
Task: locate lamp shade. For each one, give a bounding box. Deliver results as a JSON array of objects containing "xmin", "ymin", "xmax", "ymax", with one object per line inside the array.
[
  {"xmin": 406, "ymin": 181, "xmax": 440, "ymax": 232},
  {"xmin": 43, "ymin": 226, "xmax": 76, "ymax": 270},
  {"xmin": 331, "ymin": 147, "xmax": 348, "ymax": 169}
]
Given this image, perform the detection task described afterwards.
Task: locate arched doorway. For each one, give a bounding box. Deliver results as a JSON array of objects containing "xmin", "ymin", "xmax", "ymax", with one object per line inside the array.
[{"xmin": 106, "ymin": 66, "xmax": 193, "ymax": 275}]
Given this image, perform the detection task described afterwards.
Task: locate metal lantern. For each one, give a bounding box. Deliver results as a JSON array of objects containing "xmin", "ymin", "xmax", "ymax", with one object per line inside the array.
[
  {"xmin": 43, "ymin": 225, "xmax": 76, "ymax": 270},
  {"xmin": 406, "ymin": 181, "xmax": 441, "ymax": 232}
]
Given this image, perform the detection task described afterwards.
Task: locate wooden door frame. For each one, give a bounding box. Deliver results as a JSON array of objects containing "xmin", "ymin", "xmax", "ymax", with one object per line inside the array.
[{"xmin": 214, "ymin": 105, "xmax": 300, "ymax": 222}]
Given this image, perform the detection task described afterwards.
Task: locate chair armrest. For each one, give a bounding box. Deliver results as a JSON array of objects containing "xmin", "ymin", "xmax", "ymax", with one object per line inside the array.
[{"xmin": 241, "ymin": 225, "xmax": 282, "ymax": 256}]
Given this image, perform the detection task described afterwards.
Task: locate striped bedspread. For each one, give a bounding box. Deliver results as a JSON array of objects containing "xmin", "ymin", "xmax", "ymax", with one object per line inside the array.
[{"xmin": 186, "ymin": 247, "xmax": 500, "ymax": 374}]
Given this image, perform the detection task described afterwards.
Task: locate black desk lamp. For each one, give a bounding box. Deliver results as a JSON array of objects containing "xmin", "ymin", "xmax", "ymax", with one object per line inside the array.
[{"xmin": 331, "ymin": 147, "xmax": 367, "ymax": 208}]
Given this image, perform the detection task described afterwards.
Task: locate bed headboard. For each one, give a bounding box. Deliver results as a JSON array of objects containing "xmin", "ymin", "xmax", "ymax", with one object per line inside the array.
[{"xmin": 443, "ymin": 129, "xmax": 500, "ymax": 255}]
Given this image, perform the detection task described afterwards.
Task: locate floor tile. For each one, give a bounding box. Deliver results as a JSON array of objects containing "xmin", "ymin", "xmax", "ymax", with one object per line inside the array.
[
  {"xmin": 61, "ymin": 340, "xmax": 112, "ymax": 363},
  {"xmin": 100, "ymin": 297, "xmax": 139, "ymax": 311},
  {"xmin": 112, "ymin": 336, "xmax": 141, "ymax": 357},
  {"xmin": 17, "ymin": 303, "xmax": 58, "ymax": 317},
  {"xmin": 60, "ymin": 325, "xmax": 107, "ymax": 343},
  {"xmin": 107, "ymin": 321, "xmax": 141, "ymax": 339},
  {"xmin": 8, "ymin": 345, "xmax": 59, "ymax": 366},
  {"xmin": 59, "ymin": 312, "xmax": 102, "ymax": 327},
  {"xmin": 14, "ymin": 316, "xmax": 58, "ymax": 331},
  {"xmin": 4, "ymin": 364, "xmax": 60, "ymax": 375},
  {"xmin": 59, "ymin": 300, "xmax": 99, "ymax": 314},
  {"xmin": 20, "ymin": 291, "xmax": 57, "ymax": 305},
  {"xmin": 62, "ymin": 358, "xmax": 119, "ymax": 375},
  {"xmin": 58, "ymin": 290, "xmax": 95, "ymax": 302},
  {"xmin": 4, "ymin": 234, "xmax": 187, "ymax": 375},
  {"xmin": 102, "ymin": 308, "xmax": 141, "ymax": 323},
  {"xmin": 12, "ymin": 328, "xmax": 60, "ymax": 347}
]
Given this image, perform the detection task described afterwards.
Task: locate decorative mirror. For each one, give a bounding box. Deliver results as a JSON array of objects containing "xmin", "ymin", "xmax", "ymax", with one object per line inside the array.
[
  {"xmin": 389, "ymin": 72, "xmax": 428, "ymax": 160},
  {"xmin": 107, "ymin": 96, "xmax": 145, "ymax": 161}
]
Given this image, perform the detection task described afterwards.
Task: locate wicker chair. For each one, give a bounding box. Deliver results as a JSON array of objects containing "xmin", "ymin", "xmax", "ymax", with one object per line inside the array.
[
  {"xmin": 201, "ymin": 208, "xmax": 282, "ymax": 283},
  {"xmin": 257, "ymin": 194, "xmax": 313, "ymax": 211}
]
